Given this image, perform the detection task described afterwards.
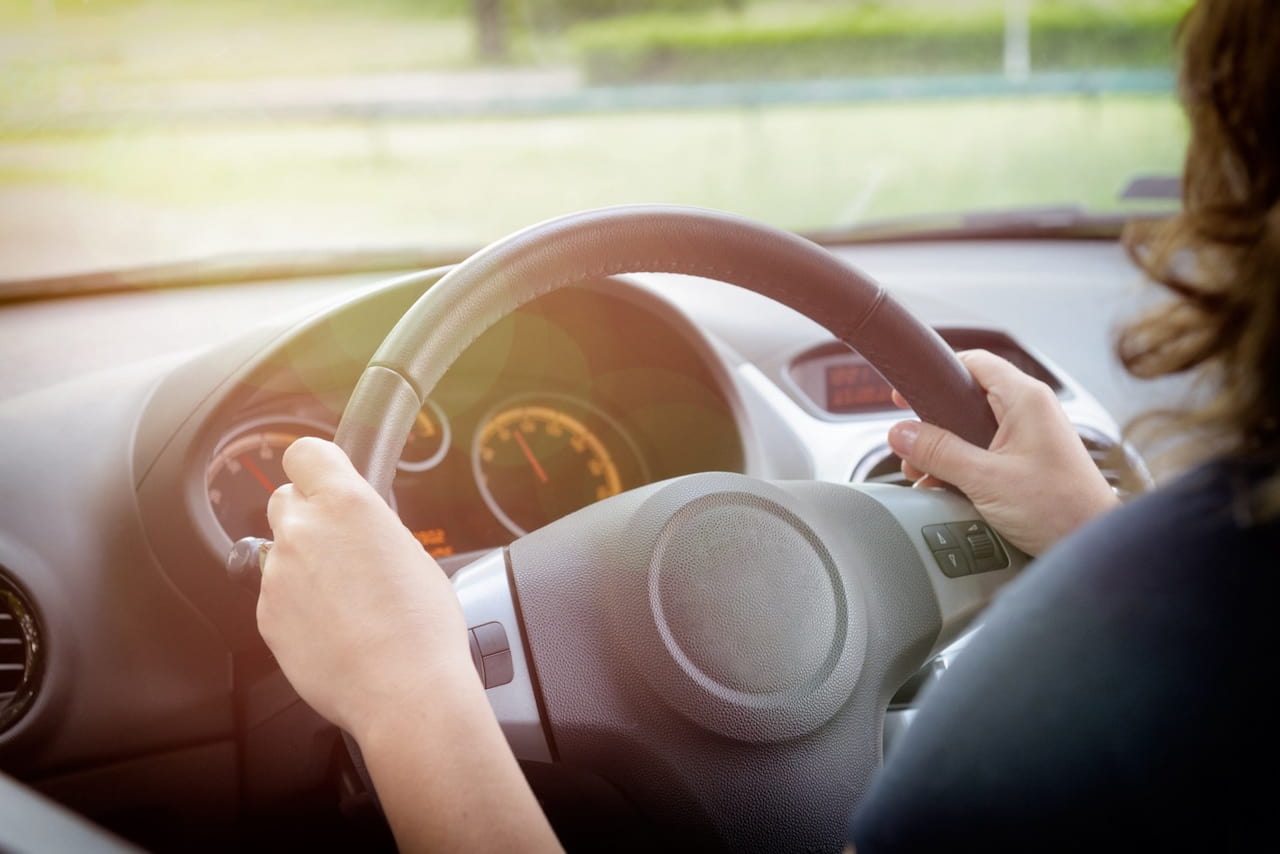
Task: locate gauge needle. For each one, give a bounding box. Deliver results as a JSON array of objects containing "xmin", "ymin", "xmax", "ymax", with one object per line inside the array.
[
  {"xmin": 512, "ymin": 430, "xmax": 549, "ymax": 484},
  {"xmin": 239, "ymin": 455, "xmax": 277, "ymax": 495}
]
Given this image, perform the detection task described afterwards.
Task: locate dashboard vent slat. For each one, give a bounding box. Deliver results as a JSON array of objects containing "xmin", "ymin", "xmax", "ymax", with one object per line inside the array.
[{"xmin": 0, "ymin": 577, "xmax": 42, "ymax": 732}]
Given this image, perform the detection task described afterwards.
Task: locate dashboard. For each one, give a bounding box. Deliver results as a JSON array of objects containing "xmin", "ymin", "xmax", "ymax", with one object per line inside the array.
[{"xmin": 0, "ymin": 235, "xmax": 1180, "ymax": 852}]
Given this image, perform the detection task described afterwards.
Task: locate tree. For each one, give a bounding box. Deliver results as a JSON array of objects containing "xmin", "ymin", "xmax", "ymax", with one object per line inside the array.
[{"xmin": 473, "ymin": 0, "xmax": 508, "ymax": 61}]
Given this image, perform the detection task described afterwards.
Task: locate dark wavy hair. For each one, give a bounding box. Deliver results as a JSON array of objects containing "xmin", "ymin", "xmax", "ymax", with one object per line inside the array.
[{"xmin": 1120, "ymin": 0, "xmax": 1280, "ymax": 516}]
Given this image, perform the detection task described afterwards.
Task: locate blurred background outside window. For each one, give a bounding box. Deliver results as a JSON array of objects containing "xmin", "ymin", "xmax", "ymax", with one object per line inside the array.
[{"xmin": 0, "ymin": 0, "xmax": 1188, "ymax": 280}]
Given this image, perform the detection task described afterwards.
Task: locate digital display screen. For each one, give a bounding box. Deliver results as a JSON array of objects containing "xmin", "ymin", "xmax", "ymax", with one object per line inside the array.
[
  {"xmin": 797, "ymin": 332, "xmax": 1062, "ymax": 417},
  {"xmin": 825, "ymin": 362, "xmax": 894, "ymax": 413},
  {"xmin": 413, "ymin": 527, "xmax": 455, "ymax": 559}
]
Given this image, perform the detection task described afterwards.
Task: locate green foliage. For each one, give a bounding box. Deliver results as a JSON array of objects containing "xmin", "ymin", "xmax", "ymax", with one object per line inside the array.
[
  {"xmin": 569, "ymin": 1, "xmax": 1189, "ymax": 84},
  {"xmin": 508, "ymin": 0, "xmax": 737, "ymax": 32}
]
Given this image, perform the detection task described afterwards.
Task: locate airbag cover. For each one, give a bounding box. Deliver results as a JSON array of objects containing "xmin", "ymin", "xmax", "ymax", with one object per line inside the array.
[{"xmin": 640, "ymin": 487, "xmax": 862, "ymax": 741}]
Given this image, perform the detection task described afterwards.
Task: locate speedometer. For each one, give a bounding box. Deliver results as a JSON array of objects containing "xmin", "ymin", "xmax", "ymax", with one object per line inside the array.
[{"xmin": 472, "ymin": 394, "xmax": 645, "ymax": 537}]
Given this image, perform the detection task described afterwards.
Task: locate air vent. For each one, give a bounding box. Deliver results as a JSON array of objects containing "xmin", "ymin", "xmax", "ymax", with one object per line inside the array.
[
  {"xmin": 853, "ymin": 428, "xmax": 1150, "ymax": 497},
  {"xmin": 1076, "ymin": 427, "xmax": 1149, "ymax": 498},
  {"xmin": 854, "ymin": 448, "xmax": 913, "ymax": 487},
  {"xmin": 0, "ymin": 577, "xmax": 42, "ymax": 733}
]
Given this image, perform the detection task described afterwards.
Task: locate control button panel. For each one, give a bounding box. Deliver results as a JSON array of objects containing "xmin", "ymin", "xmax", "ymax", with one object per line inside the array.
[
  {"xmin": 933, "ymin": 548, "xmax": 971, "ymax": 578},
  {"xmin": 922, "ymin": 524, "xmax": 959, "ymax": 551},
  {"xmin": 467, "ymin": 621, "xmax": 515, "ymax": 689},
  {"xmin": 921, "ymin": 520, "xmax": 1009, "ymax": 577}
]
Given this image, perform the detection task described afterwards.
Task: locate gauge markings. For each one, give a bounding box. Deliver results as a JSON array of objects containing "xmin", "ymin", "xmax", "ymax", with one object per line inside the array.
[
  {"xmin": 473, "ymin": 401, "xmax": 632, "ymax": 537},
  {"xmin": 208, "ymin": 427, "xmax": 320, "ymax": 541},
  {"xmin": 398, "ymin": 399, "xmax": 451, "ymax": 473}
]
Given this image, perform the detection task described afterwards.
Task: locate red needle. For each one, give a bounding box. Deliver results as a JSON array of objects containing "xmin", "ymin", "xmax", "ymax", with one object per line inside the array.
[
  {"xmin": 512, "ymin": 429, "xmax": 549, "ymax": 485},
  {"xmin": 239, "ymin": 455, "xmax": 276, "ymax": 495}
]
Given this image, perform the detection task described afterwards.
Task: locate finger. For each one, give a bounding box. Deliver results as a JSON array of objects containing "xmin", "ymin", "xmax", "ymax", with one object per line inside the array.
[
  {"xmin": 902, "ymin": 462, "xmax": 951, "ymax": 488},
  {"xmin": 900, "ymin": 458, "xmax": 926, "ymax": 482},
  {"xmin": 912, "ymin": 474, "xmax": 948, "ymax": 490},
  {"xmin": 890, "ymin": 388, "xmax": 912, "ymax": 410},
  {"xmin": 957, "ymin": 350, "xmax": 1051, "ymax": 422},
  {"xmin": 266, "ymin": 482, "xmax": 298, "ymax": 533},
  {"xmin": 888, "ymin": 420, "xmax": 989, "ymax": 491},
  {"xmin": 281, "ymin": 437, "xmax": 364, "ymax": 498},
  {"xmin": 955, "ymin": 349, "xmax": 1019, "ymax": 388}
]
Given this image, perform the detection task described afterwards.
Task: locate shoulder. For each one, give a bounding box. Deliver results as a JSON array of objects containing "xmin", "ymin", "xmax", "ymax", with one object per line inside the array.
[{"xmin": 849, "ymin": 459, "xmax": 1276, "ymax": 853}]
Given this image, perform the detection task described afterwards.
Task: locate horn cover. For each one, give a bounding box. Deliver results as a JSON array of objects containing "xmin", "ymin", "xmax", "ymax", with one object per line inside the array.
[{"xmin": 631, "ymin": 481, "xmax": 865, "ymax": 742}]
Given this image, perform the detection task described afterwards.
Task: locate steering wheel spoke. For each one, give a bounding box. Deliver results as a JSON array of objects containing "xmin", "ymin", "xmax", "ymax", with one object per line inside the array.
[
  {"xmin": 450, "ymin": 549, "xmax": 553, "ymax": 764},
  {"xmin": 841, "ymin": 483, "xmax": 1030, "ymax": 655}
]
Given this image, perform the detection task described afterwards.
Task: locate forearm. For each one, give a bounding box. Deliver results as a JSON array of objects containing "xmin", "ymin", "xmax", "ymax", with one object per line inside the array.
[{"xmin": 354, "ymin": 658, "xmax": 564, "ymax": 854}]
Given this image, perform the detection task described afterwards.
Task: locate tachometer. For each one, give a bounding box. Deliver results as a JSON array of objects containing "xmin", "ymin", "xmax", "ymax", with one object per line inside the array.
[
  {"xmin": 206, "ymin": 418, "xmax": 333, "ymax": 541},
  {"xmin": 472, "ymin": 395, "xmax": 645, "ymax": 537}
]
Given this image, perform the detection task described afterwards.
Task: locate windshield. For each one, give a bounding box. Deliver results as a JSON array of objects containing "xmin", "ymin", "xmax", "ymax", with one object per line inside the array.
[{"xmin": 0, "ymin": 0, "xmax": 1188, "ymax": 282}]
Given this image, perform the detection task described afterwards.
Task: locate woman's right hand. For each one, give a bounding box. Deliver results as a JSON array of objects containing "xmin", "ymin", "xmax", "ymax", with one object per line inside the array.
[{"xmin": 889, "ymin": 350, "xmax": 1120, "ymax": 556}]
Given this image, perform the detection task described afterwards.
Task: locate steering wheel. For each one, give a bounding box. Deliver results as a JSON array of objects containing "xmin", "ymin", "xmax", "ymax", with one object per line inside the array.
[{"xmin": 323, "ymin": 206, "xmax": 1023, "ymax": 851}]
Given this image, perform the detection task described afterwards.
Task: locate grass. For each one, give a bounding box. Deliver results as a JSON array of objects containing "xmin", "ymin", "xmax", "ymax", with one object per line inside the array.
[{"xmin": 0, "ymin": 93, "xmax": 1186, "ymax": 278}]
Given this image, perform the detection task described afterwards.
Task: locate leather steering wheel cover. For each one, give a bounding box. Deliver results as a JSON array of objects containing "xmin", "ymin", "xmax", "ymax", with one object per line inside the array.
[{"xmin": 335, "ymin": 204, "xmax": 997, "ymax": 494}]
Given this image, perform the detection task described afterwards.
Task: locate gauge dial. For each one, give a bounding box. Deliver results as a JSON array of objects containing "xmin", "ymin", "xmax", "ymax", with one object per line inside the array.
[
  {"xmin": 472, "ymin": 397, "xmax": 641, "ymax": 537},
  {"xmin": 206, "ymin": 419, "xmax": 332, "ymax": 541},
  {"xmin": 397, "ymin": 399, "xmax": 450, "ymax": 473}
]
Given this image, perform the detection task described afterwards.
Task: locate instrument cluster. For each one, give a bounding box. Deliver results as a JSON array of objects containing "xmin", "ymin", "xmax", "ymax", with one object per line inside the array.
[
  {"xmin": 206, "ymin": 389, "xmax": 652, "ymax": 560},
  {"xmin": 203, "ymin": 282, "xmax": 743, "ymax": 560}
]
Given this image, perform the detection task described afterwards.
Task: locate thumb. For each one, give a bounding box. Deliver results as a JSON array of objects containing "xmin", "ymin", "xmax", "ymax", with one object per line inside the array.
[{"xmin": 888, "ymin": 420, "xmax": 990, "ymax": 492}]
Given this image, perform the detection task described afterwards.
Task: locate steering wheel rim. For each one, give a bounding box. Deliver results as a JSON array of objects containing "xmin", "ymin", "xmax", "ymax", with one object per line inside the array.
[
  {"xmin": 331, "ymin": 204, "xmax": 1008, "ymax": 851},
  {"xmin": 335, "ymin": 204, "xmax": 996, "ymax": 495}
]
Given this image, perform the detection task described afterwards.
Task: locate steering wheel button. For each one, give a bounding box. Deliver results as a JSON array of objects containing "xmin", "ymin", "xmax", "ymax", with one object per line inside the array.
[
  {"xmin": 946, "ymin": 520, "xmax": 1010, "ymax": 573},
  {"xmin": 973, "ymin": 549, "xmax": 1010, "ymax": 573},
  {"xmin": 482, "ymin": 650, "xmax": 514, "ymax": 688},
  {"xmin": 472, "ymin": 620, "xmax": 510, "ymax": 656},
  {"xmin": 921, "ymin": 524, "xmax": 957, "ymax": 552},
  {"xmin": 966, "ymin": 532, "xmax": 996, "ymax": 559},
  {"xmin": 933, "ymin": 548, "xmax": 971, "ymax": 578}
]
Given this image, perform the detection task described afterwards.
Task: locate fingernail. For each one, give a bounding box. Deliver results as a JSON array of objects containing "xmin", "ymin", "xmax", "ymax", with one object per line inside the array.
[{"xmin": 889, "ymin": 421, "xmax": 919, "ymax": 457}]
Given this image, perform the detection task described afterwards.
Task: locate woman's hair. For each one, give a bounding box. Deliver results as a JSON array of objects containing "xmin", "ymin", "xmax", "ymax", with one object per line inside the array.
[{"xmin": 1120, "ymin": 0, "xmax": 1280, "ymax": 514}]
